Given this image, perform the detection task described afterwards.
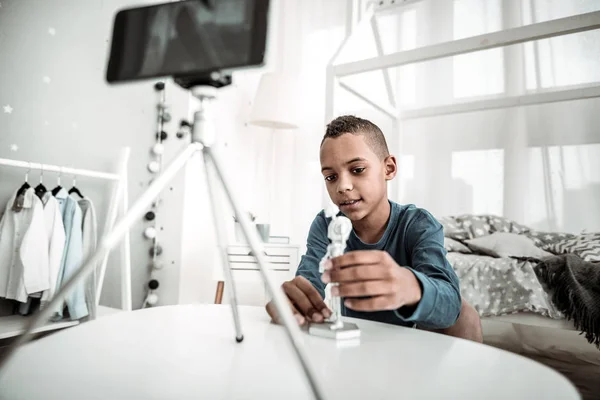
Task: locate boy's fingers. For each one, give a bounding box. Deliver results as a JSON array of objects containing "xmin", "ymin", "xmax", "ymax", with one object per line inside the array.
[
  {"xmin": 283, "ymin": 281, "xmax": 323, "ymax": 322},
  {"xmin": 333, "ymin": 280, "xmax": 391, "ymax": 298},
  {"xmin": 265, "ymin": 300, "xmax": 280, "ymax": 323},
  {"xmin": 265, "ymin": 300, "xmax": 305, "ymax": 325},
  {"xmin": 294, "ymin": 277, "xmax": 332, "ymax": 318},
  {"xmin": 325, "ymin": 264, "xmax": 392, "ymax": 283},
  {"xmin": 329, "ymin": 250, "xmax": 385, "ymax": 270}
]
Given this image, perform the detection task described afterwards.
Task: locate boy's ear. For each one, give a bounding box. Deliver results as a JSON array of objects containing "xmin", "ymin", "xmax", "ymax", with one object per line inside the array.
[{"xmin": 384, "ymin": 155, "xmax": 397, "ymax": 181}]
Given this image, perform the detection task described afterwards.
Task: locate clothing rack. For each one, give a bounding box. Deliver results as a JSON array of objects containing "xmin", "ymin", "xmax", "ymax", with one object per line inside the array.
[
  {"xmin": 0, "ymin": 159, "xmax": 121, "ymax": 181},
  {"xmin": 0, "ymin": 147, "xmax": 132, "ymax": 330}
]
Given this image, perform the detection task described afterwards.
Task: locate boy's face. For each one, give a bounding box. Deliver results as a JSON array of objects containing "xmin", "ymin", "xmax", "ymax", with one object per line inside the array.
[{"xmin": 320, "ymin": 133, "xmax": 397, "ymax": 221}]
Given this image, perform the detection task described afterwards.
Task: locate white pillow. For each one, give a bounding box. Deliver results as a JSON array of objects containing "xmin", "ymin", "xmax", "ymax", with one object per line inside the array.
[{"xmin": 465, "ymin": 232, "xmax": 554, "ymax": 259}]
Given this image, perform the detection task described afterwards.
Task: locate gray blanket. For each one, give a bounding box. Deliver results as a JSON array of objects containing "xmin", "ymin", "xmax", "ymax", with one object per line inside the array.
[{"xmin": 535, "ymin": 254, "xmax": 600, "ymax": 349}]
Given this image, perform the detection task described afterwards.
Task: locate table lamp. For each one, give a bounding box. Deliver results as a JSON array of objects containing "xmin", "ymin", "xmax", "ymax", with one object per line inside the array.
[
  {"xmin": 243, "ymin": 72, "xmax": 301, "ymax": 242},
  {"xmin": 248, "ymin": 72, "xmax": 301, "ymax": 129}
]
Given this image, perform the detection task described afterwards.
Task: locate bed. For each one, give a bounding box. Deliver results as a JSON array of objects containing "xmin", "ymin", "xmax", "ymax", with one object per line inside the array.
[
  {"xmin": 438, "ymin": 214, "xmax": 600, "ymax": 370},
  {"xmin": 440, "ymin": 215, "xmax": 600, "ymax": 399}
]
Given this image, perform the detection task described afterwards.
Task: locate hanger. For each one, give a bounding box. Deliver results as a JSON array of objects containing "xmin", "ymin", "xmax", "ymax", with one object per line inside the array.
[
  {"xmin": 68, "ymin": 175, "xmax": 84, "ymax": 198},
  {"xmin": 51, "ymin": 167, "xmax": 63, "ymax": 196},
  {"xmin": 15, "ymin": 163, "xmax": 32, "ymax": 197},
  {"xmin": 34, "ymin": 164, "xmax": 48, "ymax": 200}
]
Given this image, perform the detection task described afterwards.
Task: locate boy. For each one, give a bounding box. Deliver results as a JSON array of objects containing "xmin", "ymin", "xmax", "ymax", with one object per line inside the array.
[{"xmin": 266, "ymin": 115, "xmax": 482, "ymax": 342}]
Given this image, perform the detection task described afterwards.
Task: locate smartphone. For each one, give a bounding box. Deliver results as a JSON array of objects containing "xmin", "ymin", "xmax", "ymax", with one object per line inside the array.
[{"xmin": 105, "ymin": 0, "xmax": 270, "ymax": 84}]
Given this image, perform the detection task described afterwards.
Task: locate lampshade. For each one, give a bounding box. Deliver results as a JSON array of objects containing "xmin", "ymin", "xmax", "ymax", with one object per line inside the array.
[{"xmin": 248, "ymin": 73, "xmax": 301, "ymax": 130}]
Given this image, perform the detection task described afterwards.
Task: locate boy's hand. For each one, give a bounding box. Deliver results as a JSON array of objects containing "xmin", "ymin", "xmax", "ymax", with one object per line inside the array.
[
  {"xmin": 321, "ymin": 250, "xmax": 422, "ymax": 312},
  {"xmin": 265, "ymin": 276, "xmax": 332, "ymax": 326}
]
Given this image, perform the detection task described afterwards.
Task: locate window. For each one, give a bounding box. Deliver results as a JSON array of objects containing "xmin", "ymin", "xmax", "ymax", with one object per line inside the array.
[
  {"xmin": 451, "ymin": 149, "xmax": 504, "ymax": 215},
  {"xmin": 522, "ymin": 0, "xmax": 600, "ymax": 89},
  {"xmin": 338, "ymin": 9, "xmax": 418, "ymax": 111},
  {"xmin": 396, "ymin": 9, "xmax": 417, "ymax": 107},
  {"xmin": 526, "ymin": 144, "xmax": 600, "ymax": 232},
  {"xmin": 452, "ymin": 0, "xmax": 504, "ymax": 98}
]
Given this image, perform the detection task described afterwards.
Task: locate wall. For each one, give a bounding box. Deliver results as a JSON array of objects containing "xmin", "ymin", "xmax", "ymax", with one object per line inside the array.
[{"xmin": 0, "ymin": 0, "xmax": 191, "ymax": 313}]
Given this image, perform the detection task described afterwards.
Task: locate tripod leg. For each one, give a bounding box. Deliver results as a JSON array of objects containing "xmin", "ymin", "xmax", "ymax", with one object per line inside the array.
[
  {"xmin": 0, "ymin": 143, "xmax": 202, "ymax": 376},
  {"xmin": 202, "ymin": 151, "xmax": 244, "ymax": 342},
  {"xmin": 202, "ymin": 147, "xmax": 326, "ymax": 400}
]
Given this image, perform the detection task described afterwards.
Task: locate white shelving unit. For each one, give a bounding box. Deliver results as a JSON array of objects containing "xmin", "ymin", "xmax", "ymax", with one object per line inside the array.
[{"xmin": 218, "ymin": 243, "xmax": 300, "ymax": 307}]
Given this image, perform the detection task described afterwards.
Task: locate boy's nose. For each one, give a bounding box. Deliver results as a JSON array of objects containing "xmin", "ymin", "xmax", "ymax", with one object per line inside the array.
[{"xmin": 336, "ymin": 176, "xmax": 353, "ymax": 193}]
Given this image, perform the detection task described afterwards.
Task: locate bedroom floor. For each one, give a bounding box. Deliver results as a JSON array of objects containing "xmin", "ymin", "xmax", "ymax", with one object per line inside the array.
[{"xmin": 487, "ymin": 342, "xmax": 600, "ymax": 400}]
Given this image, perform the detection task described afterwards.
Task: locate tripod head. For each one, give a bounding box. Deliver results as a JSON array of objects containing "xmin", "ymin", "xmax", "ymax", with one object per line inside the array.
[
  {"xmin": 167, "ymin": 70, "xmax": 234, "ymax": 147},
  {"xmin": 174, "ymin": 71, "xmax": 232, "ymax": 90}
]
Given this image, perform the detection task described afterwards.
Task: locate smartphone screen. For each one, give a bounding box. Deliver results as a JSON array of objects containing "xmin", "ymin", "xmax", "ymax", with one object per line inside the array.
[{"xmin": 106, "ymin": 0, "xmax": 270, "ymax": 84}]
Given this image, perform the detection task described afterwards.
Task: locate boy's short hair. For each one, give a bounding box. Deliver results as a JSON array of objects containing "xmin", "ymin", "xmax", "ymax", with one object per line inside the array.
[{"xmin": 321, "ymin": 115, "xmax": 390, "ymax": 160}]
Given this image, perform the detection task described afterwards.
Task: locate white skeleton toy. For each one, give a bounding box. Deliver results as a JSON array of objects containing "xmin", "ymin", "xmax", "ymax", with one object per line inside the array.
[{"xmin": 319, "ymin": 203, "xmax": 353, "ymax": 329}]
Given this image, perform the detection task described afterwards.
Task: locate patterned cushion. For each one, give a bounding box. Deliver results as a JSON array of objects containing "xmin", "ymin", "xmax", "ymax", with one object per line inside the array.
[
  {"xmin": 504, "ymin": 219, "xmax": 530, "ymax": 235},
  {"xmin": 456, "ymin": 215, "xmax": 490, "ymax": 238},
  {"xmin": 479, "ymin": 215, "xmax": 530, "ymax": 234},
  {"xmin": 485, "ymin": 216, "xmax": 512, "ymax": 233},
  {"xmin": 542, "ymin": 233, "xmax": 600, "ymax": 262},
  {"xmin": 437, "ymin": 216, "xmax": 470, "ymax": 241},
  {"xmin": 438, "ymin": 214, "xmax": 531, "ymax": 240},
  {"xmin": 525, "ymin": 231, "xmax": 576, "ymax": 247}
]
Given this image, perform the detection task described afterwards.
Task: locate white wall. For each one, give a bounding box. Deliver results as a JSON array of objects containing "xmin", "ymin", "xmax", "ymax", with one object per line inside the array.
[{"xmin": 0, "ymin": 0, "xmax": 191, "ymax": 313}]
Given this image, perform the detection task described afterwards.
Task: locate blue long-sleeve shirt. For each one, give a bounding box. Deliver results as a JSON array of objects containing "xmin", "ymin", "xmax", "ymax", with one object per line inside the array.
[
  {"xmin": 295, "ymin": 201, "xmax": 461, "ymax": 329},
  {"xmin": 54, "ymin": 189, "xmax": 88, "ymax": 320}
]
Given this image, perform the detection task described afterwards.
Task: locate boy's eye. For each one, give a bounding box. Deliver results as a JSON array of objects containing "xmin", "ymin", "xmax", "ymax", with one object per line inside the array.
[
  {"xmin": 325, "ymin": 175, "xmax": 336, "ymax": 182},
  {"xmin": 352, "ymin": 167, "xmax": 365, "ymax": 174}
]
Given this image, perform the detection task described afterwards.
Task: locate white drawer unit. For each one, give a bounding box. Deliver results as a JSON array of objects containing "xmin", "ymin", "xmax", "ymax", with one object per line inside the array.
[{"xmin": 219, "ymin": 244, "xmax": 300, "ymax": 307}]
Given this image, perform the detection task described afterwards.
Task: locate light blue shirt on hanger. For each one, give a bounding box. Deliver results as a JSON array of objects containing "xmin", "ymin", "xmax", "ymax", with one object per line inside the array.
[{"xmin": 54, "ymin": 188, "xmax": 88, "ymax": 320}]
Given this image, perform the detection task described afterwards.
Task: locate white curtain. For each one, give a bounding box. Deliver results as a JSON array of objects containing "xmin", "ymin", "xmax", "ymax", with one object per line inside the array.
[
  {"xmin": 253, "ymin": 0, "xmax": 348, "ymax": 247},
  {"xmin": 320, "ymin": 0, "xmax": 600, "ymax": 235}
]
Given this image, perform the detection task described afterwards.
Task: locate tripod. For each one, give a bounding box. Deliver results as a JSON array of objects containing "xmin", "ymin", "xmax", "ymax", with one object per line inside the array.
[{"xmin": 0, "ymin": 75, "xmax": 326, "ymax": 400}]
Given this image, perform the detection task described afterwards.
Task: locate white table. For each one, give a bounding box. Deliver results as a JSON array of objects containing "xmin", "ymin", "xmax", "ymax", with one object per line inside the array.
[{"xmin": 0, "ymin": 304, "xmax": 580, "ymax": 400}]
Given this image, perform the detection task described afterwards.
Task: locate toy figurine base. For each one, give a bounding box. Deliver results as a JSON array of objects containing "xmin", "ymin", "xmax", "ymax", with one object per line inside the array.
[{"xmin": 308, "ymin": 321, "xmax": 361, "ymax": 340}]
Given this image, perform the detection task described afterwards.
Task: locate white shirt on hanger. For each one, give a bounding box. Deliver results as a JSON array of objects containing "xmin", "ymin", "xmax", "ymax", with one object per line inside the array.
[
  {"xmin": 0, "ymin": 188, "xmax": 50, "ymax": 303},
  {"xmin": 40, "ymin": 192, "xmax": 66, "ymax": 308}
]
